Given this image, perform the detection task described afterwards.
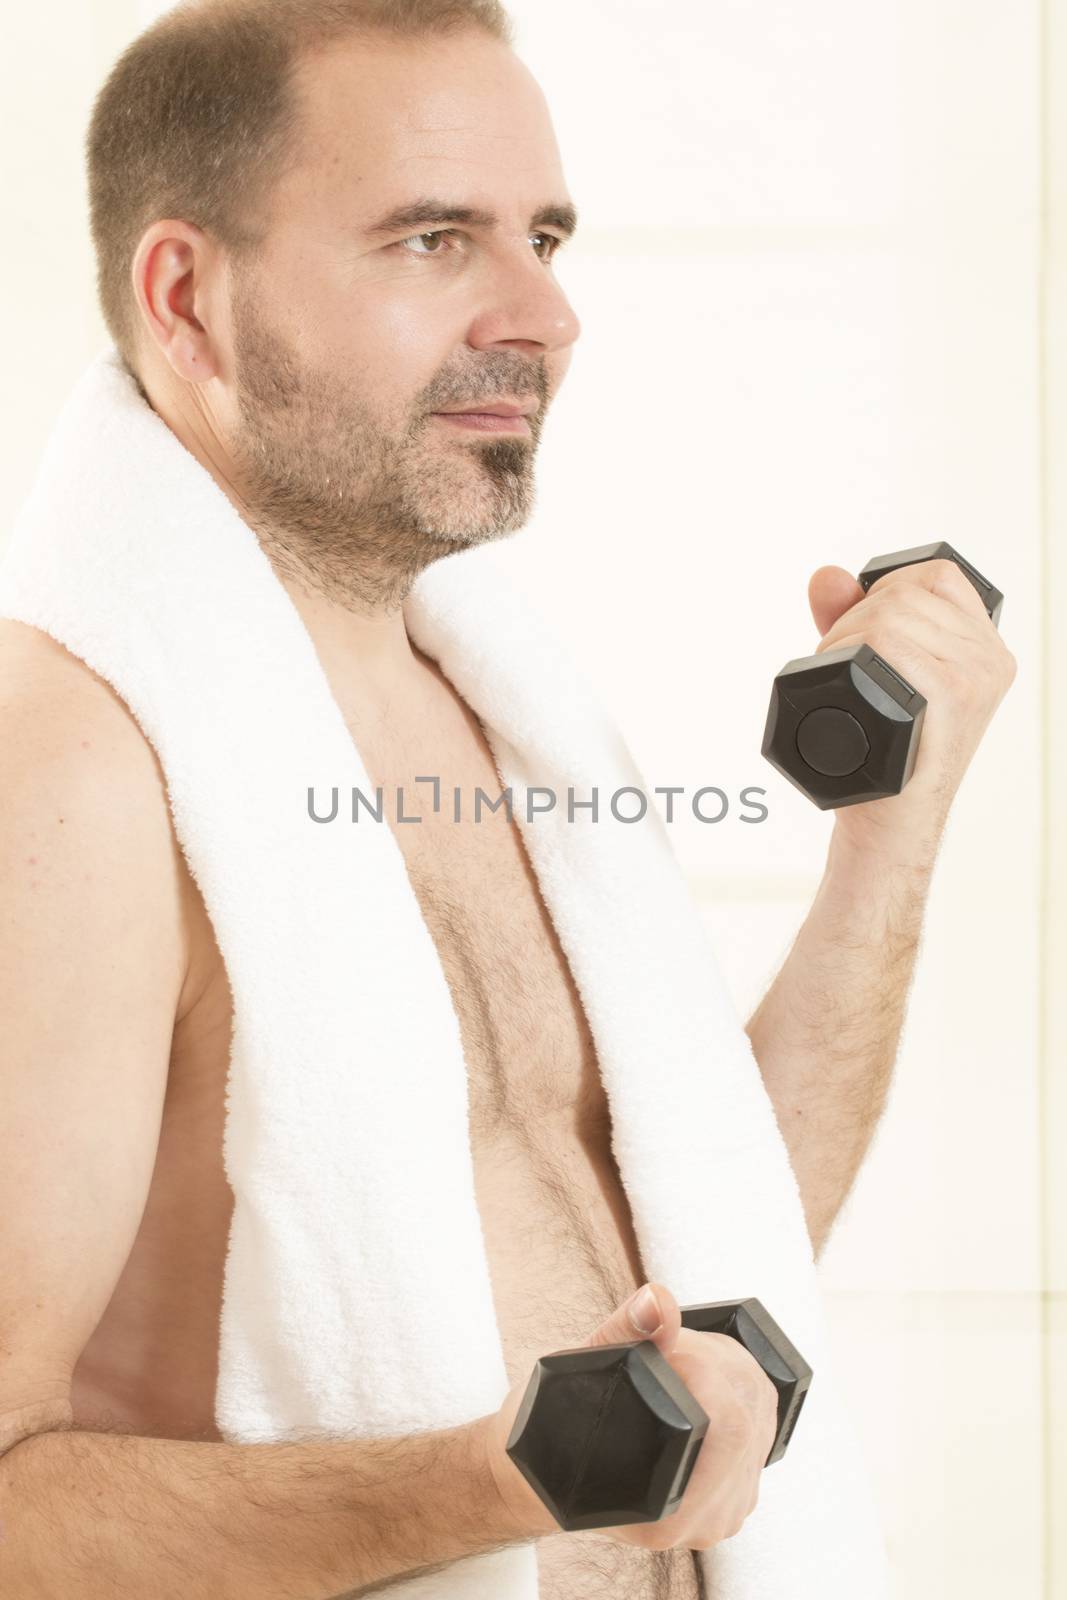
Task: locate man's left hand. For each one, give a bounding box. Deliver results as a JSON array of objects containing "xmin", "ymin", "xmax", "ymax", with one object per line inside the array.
[{"xmin": 807, "ymin": 557, "xmax": 1018, "ymax": 866}]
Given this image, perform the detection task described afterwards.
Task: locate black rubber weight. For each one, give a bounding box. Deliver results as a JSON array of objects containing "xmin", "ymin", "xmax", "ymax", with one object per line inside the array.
[{"xmin": 504, "ymin": 1297, "xmax": 813, "ymax": 1533}]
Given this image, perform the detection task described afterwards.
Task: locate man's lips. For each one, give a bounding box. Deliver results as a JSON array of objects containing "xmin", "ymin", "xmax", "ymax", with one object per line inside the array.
[{"xmin": 432, "ymin": 412, "xmax": 533, "ymax": 434}]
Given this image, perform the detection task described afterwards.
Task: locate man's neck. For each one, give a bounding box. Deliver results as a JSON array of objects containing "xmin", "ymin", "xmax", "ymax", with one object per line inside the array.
[{"xmin": 279, "ymin": 570, "xmax": 429, "ymax": 712}]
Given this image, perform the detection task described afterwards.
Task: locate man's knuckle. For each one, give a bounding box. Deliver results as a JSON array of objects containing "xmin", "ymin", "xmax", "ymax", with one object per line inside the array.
[{"xmin": 932, "ymin": 557, "xmax": 966, "ymax": 587}]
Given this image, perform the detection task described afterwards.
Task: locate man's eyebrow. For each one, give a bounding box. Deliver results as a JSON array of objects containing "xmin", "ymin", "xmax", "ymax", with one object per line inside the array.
[{"xmin": 362, "ymin": 198, "xmax": 580, "ymax": 240}]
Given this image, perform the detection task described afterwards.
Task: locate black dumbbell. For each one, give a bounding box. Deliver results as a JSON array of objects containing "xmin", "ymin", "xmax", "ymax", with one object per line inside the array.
[
  {"xmin": 504, "ymin": 1297, "xmax": 812, "ymax": 1534},
  {"xmin": 761, "ymin": 541, "xmax": 1004, "ymax": 810}
]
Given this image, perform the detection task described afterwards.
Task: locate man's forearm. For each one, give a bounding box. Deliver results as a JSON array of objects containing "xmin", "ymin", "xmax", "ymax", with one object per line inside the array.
[
  {"xmin": 744, "ymin": 826, "xmax": 939, "ymax": 1258},
  {"xmin": 0, "ymin": 1410, "xmax": 530, "ymax": 1599}
]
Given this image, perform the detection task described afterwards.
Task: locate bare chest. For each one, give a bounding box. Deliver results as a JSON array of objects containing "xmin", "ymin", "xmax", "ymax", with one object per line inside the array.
[{"xmin": 382, "ymin": 760, "xmax": 604, "ymax": 1139}]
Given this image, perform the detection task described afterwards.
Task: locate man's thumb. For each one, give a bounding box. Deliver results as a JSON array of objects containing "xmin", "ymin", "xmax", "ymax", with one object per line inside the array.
[
  {"xmin": 809, "ymin": 564, "xmax": 865, "ymax": 638},
  {"xmin": 585, "ymin": 1282, "xmax": 680, "ymax": 1353}
]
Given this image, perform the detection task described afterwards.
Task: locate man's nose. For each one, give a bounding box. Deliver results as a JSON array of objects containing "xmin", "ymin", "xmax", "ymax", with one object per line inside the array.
[{"xmin": 466, "ymin": 247, "xmax": 582, "ymax": 355}]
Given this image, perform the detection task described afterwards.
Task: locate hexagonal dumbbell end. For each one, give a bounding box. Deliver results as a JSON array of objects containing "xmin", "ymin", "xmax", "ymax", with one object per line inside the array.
[
  {"xmin": 762, "ymin": 641, "xmax": 927, "ymax": 810},
  {"xmin": 858, "ymin": 540, "xmax": 1003, "ymax": 627},
  {"xmin": 504, "ymin": 1339, "xmax": 709, "ymax": 1533},
  {"xmin": 679, "ymin": 1298, "xmax": 813, "ymax": 1466}
]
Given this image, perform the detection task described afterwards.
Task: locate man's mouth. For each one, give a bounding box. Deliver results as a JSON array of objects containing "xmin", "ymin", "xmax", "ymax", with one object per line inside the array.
[{"xmin": 432, "ymin": 413, "xmax": 533, "ymax": 435}]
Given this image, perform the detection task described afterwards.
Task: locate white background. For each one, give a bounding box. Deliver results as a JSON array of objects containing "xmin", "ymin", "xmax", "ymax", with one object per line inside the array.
[{"xmin": 1, "ymin": 3, "xmax": 1061, "ymax": 1596}]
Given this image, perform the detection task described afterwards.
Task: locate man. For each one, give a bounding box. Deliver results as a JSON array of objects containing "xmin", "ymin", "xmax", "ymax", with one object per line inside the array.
[{"xmin": 0, "ymin": 1, "xmax": 1015, "ymax": 1597}]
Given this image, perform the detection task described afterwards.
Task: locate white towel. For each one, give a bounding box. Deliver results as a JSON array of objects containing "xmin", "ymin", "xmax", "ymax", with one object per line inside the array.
[{"xmin": 0, "ymin": 347, "xmax": 890, "ymax": 1599}]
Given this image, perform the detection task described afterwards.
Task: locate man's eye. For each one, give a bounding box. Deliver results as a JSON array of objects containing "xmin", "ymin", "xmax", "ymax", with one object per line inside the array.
[
  {"xmin": 398, "ymin": 230, "xmax": 457, "ymax": 257},
  {"xmin": 530, "ymin": 233, "xmax": 564, "ymax": 261},
  {"xmin": 395, "ymin": 230, "xmax": 563, "ymax": 261}
]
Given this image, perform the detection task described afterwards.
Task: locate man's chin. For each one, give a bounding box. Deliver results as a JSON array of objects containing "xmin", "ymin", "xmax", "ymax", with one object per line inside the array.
[
  {"xmin": 420, "ymin": 517, "xmax": 525, "ymax": 555},
  {"xmin": 412, "ymin": 483, "xmax": 533, "ymax": 550}
]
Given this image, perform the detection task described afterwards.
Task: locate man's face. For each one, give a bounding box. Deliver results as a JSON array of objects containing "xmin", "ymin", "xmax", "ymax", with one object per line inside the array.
[{"xmin": 221, "ymin": 29, "xmax": 582, "ymax": 606}]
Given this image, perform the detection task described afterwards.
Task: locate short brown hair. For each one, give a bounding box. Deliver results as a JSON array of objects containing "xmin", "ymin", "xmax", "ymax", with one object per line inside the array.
[{"xmin": 86, "ymin": 0, "xmax": 516, "ymax": 375}]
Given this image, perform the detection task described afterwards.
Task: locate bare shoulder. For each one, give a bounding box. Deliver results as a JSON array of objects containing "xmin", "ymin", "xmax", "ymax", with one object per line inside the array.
[
  {"xmin": 0, "ymin": 616, "xmax": 197, "ymax": 1010},
  {"xmin": 0, "ymin": 615, "xmax": 156, "ymax": 752}
]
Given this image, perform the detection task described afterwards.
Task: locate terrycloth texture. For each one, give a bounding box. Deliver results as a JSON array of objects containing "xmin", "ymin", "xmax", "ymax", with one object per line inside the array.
[{"xmin": 0, "ymin": 347, "xmax": 890, "ymax": 1598}]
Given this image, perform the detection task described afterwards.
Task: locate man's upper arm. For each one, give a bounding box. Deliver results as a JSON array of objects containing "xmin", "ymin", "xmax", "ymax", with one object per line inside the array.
[{"xmin": 0, "ymin": 622, "xmax": 189, "ymax": 1455}]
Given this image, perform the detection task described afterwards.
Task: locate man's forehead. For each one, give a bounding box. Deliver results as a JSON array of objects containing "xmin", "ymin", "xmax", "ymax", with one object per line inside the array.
[
  {"xmin": 296, "ymin": 34, "xmax": 542, "ymax": 125},
  {"xmin": 291, "ymin": 33, "xmax": 557, "ymax": 168},
  {"xmin": 283, "ymin": 35, "xmax": 569, "ymax": 229}
]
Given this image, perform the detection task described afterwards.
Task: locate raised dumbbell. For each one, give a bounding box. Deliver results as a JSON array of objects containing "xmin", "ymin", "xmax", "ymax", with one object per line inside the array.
[
  {"xmin": 504, "ymin": 1297, "xmax": 812, "ymax": 1533},
  {"xmin": 761, "ymin": 541, "xmax": 1004, "ymax": 810}
]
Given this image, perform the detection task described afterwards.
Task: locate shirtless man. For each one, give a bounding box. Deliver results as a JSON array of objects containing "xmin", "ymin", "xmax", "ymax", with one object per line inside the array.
[{"xmin": 0, "ymin": 2, "xmax": 1016, "ymax": 1597}]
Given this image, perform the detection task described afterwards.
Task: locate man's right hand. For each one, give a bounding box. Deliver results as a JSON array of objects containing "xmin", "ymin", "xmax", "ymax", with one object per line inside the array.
[{"xmin": 481, "ymin": 1282, "xmax": 780, "ymax": 1551}]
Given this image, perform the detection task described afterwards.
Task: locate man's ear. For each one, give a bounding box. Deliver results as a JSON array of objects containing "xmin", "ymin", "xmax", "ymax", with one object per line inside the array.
[{"xmin": 131, "ymin": 218, "xmax": 220, "ymax": 385}]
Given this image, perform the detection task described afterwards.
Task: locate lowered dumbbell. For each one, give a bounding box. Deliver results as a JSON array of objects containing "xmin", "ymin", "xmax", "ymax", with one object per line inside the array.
[
  {"xmin": 761, "ymin": 540, "xmax": 1004, "ymax": 810},
  {"xmin": 504, "ymin": 1297, "xmax": 812, "ymax": 1533}
]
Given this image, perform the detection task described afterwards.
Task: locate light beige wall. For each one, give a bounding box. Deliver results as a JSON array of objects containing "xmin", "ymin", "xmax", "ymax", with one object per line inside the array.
[
  {"xmin": 0, "ymin": 2, "xmax": 1057, "ymax": 1595},
  {"xmin": 0, "ymin": 1, "xmax": 149, "ymax": 531},
  {"xmin": 1043, "ymin": 3, "xmax": 1067, "ymax": 1594}
]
